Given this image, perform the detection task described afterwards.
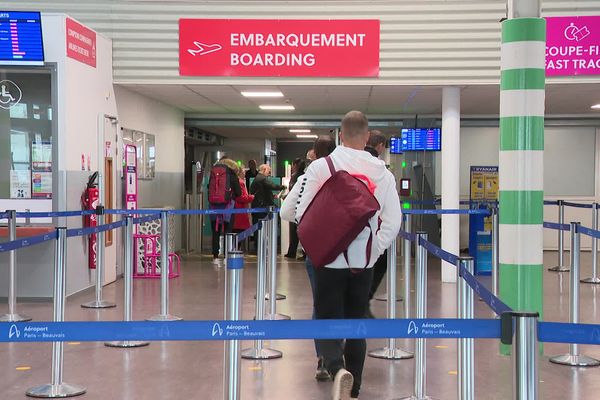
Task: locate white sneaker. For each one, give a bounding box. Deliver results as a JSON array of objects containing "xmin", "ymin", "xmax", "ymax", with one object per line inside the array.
[
  {"xmin": 212, "ymin": 257, "xmax": 220, "ymax": 265},
  {"xmin": 332, "ymin": 368, "xmax": 353, "ymax": 400}
]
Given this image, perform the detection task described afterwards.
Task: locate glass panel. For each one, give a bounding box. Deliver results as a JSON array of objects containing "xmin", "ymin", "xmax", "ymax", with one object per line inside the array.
[
  {"xmin": 0, "ymin": 68, "xmax": 52, "ymax": 199},
  {"xmin": 145, "ymin": 133, "xmax": 155, "ymax": 179}
]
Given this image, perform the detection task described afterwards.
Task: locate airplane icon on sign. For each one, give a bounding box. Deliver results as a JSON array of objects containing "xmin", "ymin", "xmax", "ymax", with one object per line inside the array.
[{"xmin": 187, "ymin": 41, "xmax": 222, "ymax": 56}]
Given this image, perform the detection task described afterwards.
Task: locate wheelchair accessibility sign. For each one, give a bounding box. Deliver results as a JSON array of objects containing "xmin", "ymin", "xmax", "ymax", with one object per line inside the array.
[{"xmin": 0, "ymin": 80, "xmax": 22, "ymax": 110}]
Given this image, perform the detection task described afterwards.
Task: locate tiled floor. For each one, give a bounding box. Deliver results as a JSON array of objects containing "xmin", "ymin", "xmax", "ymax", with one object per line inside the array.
[{"xmin": 1, "ymin": 250, "xmax": 600, "ymax": 399}]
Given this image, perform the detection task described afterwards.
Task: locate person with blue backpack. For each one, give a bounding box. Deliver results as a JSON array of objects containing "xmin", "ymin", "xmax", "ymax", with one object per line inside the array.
[{"xmin": 295, "ymin": 111, "xmax": 401, "ymax": 400}]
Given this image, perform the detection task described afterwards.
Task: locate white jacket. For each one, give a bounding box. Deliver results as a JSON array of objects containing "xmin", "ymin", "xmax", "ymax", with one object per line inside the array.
[{"xmin": 283, "ymin": 145, "xmax": 401, "ymax": 269}]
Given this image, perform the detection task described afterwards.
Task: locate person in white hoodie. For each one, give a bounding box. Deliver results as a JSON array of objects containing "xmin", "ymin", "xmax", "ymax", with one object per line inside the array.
[{"xmin": 295, "ymin": 111, "xmax": 401, "ymax": 400}]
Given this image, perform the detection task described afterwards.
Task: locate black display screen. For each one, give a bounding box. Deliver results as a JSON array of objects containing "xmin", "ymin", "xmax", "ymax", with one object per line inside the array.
[{"xmin": 400, "ymin": 128, "xmax": 441, "ymax": 151}]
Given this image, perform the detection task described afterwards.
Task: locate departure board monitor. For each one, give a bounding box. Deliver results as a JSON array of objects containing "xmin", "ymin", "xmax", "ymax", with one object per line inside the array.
[
  {"xmin": 389, "ymin": 137, "xmax": 403, "ymax": 154},
  {"xmin": 400, "ymin": 128, "xmax": 441, "ymax": 151},
  {"xmin": 0, "ymin": 11, "xmax": 44, "ymax": 66}
]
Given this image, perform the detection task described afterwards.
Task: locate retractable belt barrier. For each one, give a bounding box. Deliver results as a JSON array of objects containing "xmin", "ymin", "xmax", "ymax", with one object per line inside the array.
[
  {"xmin": 543, "ymin": 221, "xmax": 571, "ymax": 231},
  {"xmin": 403, "ymin": 208, "xmax": 490, "ymax": 216},
  {"xmin": 0, "ymin": 231, "xmax": 57, "ymax": 253},
  {"xmin": 563, "ymin": 201, "xmax": 594, "ymax": 209},
  {"xmin": 5, "ymin": 207, "xmax": 272, "ymax": 219},
  {"xmin": 577, "ymin": 225, "xmax": 600, "ymax": 240},
  {"xmin": 236, "ymin": 221, "xmax": 262, "ymax": 242}
]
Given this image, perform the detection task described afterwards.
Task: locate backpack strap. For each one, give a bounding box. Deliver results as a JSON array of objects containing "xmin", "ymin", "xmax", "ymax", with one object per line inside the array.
[
  {"xmin": 345, "ymin": 226, "xmax": 374, "ymax": 273},
  {"xmin": 325, "ymin": 156, "xmax": 336, "ymax": 176}
]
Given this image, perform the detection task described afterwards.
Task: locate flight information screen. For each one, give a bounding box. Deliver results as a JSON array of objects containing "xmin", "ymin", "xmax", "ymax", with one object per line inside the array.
[
  {"xmin": 400, "ymin": 128, "xmax": 441, "ymax": 151},
  {"xmin": 389, "ymin": 137, "xmax": 403, "ymax": 154},
  {"xmin": 0, "ymin": 11, "xmax": 44, "ymax": 66}
]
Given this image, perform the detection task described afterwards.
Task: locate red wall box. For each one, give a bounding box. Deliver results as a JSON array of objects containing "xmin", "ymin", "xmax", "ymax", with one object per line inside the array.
[{"xmin": 179, "ymin": 19, "xmax": 380, "ymax": 77}]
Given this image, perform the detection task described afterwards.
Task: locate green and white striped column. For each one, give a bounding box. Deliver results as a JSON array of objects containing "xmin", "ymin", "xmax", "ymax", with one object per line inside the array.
[{"xmin": 499, "ymin": 17, "xmax": 546, "ymax": 353}]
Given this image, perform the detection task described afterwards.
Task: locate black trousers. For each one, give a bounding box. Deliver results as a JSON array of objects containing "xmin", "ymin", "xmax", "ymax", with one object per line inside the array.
[
  {"xmin": 314, "ymin": 267, "xmax": 374, "ymax": 398},
  {"xmin": 286, "ymin": 222, "xmax": 299, "ymax": 256},
  {"xmin": 368, "ymin": 250, "xmax": 388, "ymax": 300},
  {"xmin": 211, "ymin": 218, "xmax": 231, "ymax": 257}
]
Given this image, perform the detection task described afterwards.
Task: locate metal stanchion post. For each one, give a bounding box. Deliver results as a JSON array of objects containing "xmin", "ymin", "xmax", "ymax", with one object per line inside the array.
[
  {"xmin": 582, "ymin": 203, "xmax": 600, "ymax": 284},
  {"xmin": 511, "ymin": 312, "xmax": 539, "ymax": 400},
  {"xmin": 224, "ymin": 250, "xmax": 244, "ymax": 400},
  {"xmin": 400, "ymin": 232, "xmax": 436, "ymax": 400},
  {"xmin": 106, "ymin": 216, "xmax": 150, "ymax": 348},
  {"xmin": 550, "ymin": 222, "xmax": 600, "ymax": 367},
  {"xmin": 369, "ymin": 238, "xmax": 413, "ymax": 360},
  {"xmin": 242, "ymin": 219, "xmax": 282, "ymax": 359},
  {"xmin": 148, "ymin": 211, "xmax": 182, "ymax": 321},
  {"xmin": 491, "ymin": 207, "xmax": 499, "ymax": 298},
  {"xmin": 265, "ymin": 207, "xmax": 290, "ymax": 320},
  {"xmin": 457, "ymin": 257, "xmax": 474, "ymax": 400},
  {"xmin": 0, "ymin": 210, "xmax": 32, "ymax": 322},
  {"xmin": 549, "ymin": 200, "xmax": 569, "ymax": 272},
  {"xmin": 404, "ymin": 214, "xmax": 412, "ymax": 319},
  {"xmin": 26, "ymin": 228, "xmax": 86, "ymax": 398},
  {"xmin": 82, "ymin": 206, "xmax": 116, "ymax": 308}
]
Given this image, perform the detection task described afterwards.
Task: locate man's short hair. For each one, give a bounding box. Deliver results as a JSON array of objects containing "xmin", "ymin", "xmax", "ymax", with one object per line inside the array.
[
  {"xmin": 341, "ymin": 111, "xmax": 369, "ymax": 139},
  {"xmin": 367, "ymin": 130, "xmax": 386, "ymax": 148},
  {"xmin": 313, "ymin": 135, "xmax": 336, "ymax": 159},
  {"xmin": 258, "ymin": 164, "xmax": 270, "ymax": 174}
]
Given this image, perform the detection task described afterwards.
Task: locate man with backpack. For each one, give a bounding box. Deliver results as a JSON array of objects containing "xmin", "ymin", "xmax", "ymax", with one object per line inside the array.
[
  {"xmin": 295, "ymin": 111, "xmax": 401, "ymax": 400},
  {"xmin": 208, "ymin": 157, "xmax": 241, "ymax": 263}
]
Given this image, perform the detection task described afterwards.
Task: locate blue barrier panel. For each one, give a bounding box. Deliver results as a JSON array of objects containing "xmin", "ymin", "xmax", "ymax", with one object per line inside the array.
[
  {"xmin": 237, "ymin": 221, "xmax": 262, "ymax": 242},
  {"xmin": 0, "ymin": 231, "xmax": 57, "ymax": 253},
  {"xmin": 403, "ymin": 209, "xmax": 490, "ymax": 216},
  {"xmin": 66, "ymin": 220, "xmax": 127, "ymax": 238},
  {"xmin": 398, "ymin": 230, "xmax": 417, "ymax": 242},
  {"xmin": 577, "ymin": 225, "xmax": 600, "ymax": 240},
  {"xmin": 0, "ymin": 212, "xmax": 8, "ymax": 220},
  {"xmin": 419, "ymin": 237, "xmax": 458, "ymax": 266},
  {"xmin": 538, "ymin": 322, "xmax": 600, "ymax": 345},
  {"xmin": 168, "ymin": 208, "xmax": 270, "ymax": 216},
  {"xmin": 543, "ymin": 221, "xmax": 570, "ymax": 231},
  {"xmin": 0, "ymin": 318, "xmax": 501, "ymax": 343},
  {"xmin": 15, "ymin": 210, "xmax": 95, "ymax": 218},
  {"xmin": 563, "ymin": 201, "xmax": 594, "ymax": 209},
  {"xmin": 105, "ymin": 209, "xmax": 162, "ymax": 216},
  {"xmin": 459, "ymin": 265, "xmax": 512, "ymax": 316}
]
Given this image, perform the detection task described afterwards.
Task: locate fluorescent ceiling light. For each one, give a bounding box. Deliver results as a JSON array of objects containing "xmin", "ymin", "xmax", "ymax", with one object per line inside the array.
[
  {"xmin": 259, "ymin": 105, "xmax": 295, "ymax": 111},
  {"xmin": 242, "ymin": 91, "xmax": 284, "ymax": 98},
  {"xmin": 592, "ymin": 104, "xmax": 600, "ymax": 110},
  {"xmin": 296, "ymin": 134, "xmax": 318, "ymax": 139},
  {"xmin": 289, "ymin": 129, "xmax": 311, "ymax": 133}
]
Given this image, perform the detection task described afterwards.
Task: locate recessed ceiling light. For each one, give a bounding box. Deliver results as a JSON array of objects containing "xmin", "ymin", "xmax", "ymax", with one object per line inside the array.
[
  {"xmin": 290, "ymin": 129, "xmax": 311, "ymax": 133},
  {"xmin": 241, "ymin": 91, "xmax": 284, "ymax": 98},
  {"xmin": 296, "ymin": 134, "xmax": 318, "ymax": 139},
  {"xmin": 592, "ymin": 104, "xmax": 600, "ymax": 110},
  {"xmin": 259, "ymin": 105, "xmax": 295, "ymax": 111}
]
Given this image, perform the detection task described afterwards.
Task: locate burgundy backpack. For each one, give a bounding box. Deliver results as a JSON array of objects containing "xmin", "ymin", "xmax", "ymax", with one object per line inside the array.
[
  {"xmin": 297, "ymin": 156, "xmax": 380, "ymax": 268},
  {"xmin": 208, "ymin": 164, "xmax": 232, "ymax": 205}
]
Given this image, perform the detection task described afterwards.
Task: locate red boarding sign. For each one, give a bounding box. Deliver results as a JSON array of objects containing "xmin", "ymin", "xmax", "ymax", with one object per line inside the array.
[
  {"xmin": 66, "ymin": 17, "xmax": 97, "ymax": 68},
  {"xmin": 179, "ymin": 19, "xmax": 379, "ymax": 77}
]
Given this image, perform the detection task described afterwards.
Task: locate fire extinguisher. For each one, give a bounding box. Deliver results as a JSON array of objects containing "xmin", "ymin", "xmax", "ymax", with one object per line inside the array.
[{"xmin": 81, "ymin": 172, "xmax": 99, "ymax": 269}]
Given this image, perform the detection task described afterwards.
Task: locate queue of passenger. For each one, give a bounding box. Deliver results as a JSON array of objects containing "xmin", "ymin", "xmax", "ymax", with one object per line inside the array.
[{"xmin": 207, "ymin": 111, "xmax": 401, "ymax": 400}]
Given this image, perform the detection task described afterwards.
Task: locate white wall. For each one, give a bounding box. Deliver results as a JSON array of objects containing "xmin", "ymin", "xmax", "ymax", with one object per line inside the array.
[
  {"xmin": 114, "ymin": 86, "xmax": 185, "ymax": 174},
  {"xmin": 435, "ymin": 126, "xmax": 599, "ymax": 250}
]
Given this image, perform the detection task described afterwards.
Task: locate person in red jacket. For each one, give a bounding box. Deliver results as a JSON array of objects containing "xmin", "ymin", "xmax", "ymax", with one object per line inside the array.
[{"xmin": 232, "ymin": 166, "xmax": 255, "ymax": 234}]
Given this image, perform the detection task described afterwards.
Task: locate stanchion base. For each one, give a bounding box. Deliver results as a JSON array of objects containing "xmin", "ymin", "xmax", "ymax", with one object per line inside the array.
[
  {"xmin": 264, "ymin": 313, "xmax": 291, "ymax": 320},
  {"xmin": 368, "ymin": 347, "xmax": 413, "ymax": 360},
  {"xmin": 548, "ymin": 266, "xmax": 570, "ymax": 273},
  {"xmin": 581, "ymin": 277, "xmax": 600, "ymax": 284},
  {"xmin": 146, "ymin": 314, "xmax": 183, "ymax": 321},
  {"xmin": 549, "ymin": 354, "xmax": 600, "ymax": 367},
  {"xmin": 26, "ymin": 383, "xmax": 86, "ymax": 398},
  {"xmin": 241, "ymin": 347, "xmax": 283, "ymax": 359},
  {"xmin": 105, "ymin": 340, "xmax": 150, "ymax": 348},
  {"xmin": 0, "ymin": 313, "xmax": 32, "ymax": 322},
  {"xmin": 374, "ymin": 294, "xmax": 403, "ymax": 302},
  {"xmin": 81, "ymin": 300, "xmax": 116, "ymax": 309}
]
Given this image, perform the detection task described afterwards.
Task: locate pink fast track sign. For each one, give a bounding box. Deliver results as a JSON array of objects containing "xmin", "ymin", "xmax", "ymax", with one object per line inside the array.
[{"xmin": 546, "ymin": 16, "xmax": 600, "ymax": 77}]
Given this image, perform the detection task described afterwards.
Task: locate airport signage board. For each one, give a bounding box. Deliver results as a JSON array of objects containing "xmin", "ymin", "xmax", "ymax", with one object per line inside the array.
[
  {"xmin": 66, "ymin": 17, "xmax": 96, "ymax": 68},
  {"xmin": 179, "ymin": 19, "xmax": 379, "ymax": 77},
  {"xmin": 546, "ymin": 16, "xmax": 600, "ymax": 76}
]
